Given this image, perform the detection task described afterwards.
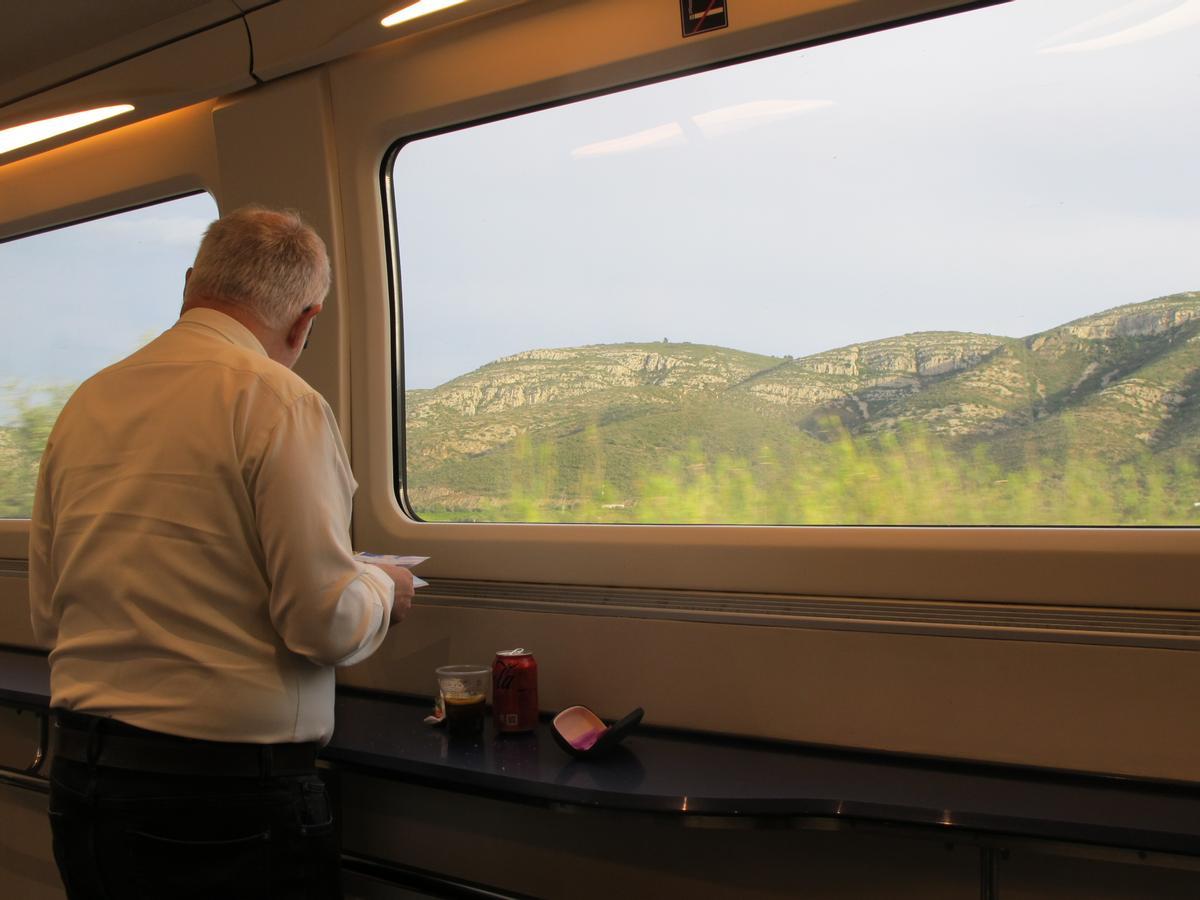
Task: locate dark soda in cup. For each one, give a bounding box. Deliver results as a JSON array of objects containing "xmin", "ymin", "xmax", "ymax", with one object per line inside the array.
[
  {"xmin": 444, "ymin": 692, "xmax": 486, "ymax": 738},
  {"xmin": 435, "ymin": 665, "xmax": 489, "ymax": 739}
]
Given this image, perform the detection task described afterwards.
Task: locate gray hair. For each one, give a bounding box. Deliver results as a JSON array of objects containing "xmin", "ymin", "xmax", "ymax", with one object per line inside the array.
[{"xmin": 185, "ymin": 206, "xmax": 330, "ymax": 328}]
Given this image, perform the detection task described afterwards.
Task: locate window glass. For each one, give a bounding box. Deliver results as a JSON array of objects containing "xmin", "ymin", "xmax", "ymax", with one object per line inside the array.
[
  {"xmin": 0, "ymin": 192, "xmax": 218, "ymax": 518},
  {"xmin": 391, "ymin": 0, "xmax": 1200, "ymax": 525}
]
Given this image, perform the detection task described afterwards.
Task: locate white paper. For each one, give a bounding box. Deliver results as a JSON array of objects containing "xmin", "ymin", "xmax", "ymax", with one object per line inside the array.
[
  {"xmin": 353, "ymin": 553, "xmax": 428, "ymax": 567},
  {"xmin": 354, "ymin": 553, "xmax": 430, "ymax": 589}
]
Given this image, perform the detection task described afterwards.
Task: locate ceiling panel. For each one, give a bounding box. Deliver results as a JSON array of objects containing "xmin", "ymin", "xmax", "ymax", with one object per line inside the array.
[{"xmin": 0, "ymin": 0, "xmax": 248, "ymax": 107}]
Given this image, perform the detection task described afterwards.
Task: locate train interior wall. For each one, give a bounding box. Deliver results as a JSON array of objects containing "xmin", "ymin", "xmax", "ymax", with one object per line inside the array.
[{"xmin": 2, "ymin": 1, "xmax": 1198, "ymax": 896}]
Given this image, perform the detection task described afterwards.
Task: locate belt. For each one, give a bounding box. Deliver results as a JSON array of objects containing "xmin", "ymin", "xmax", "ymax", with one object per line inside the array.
[{"xmin": 52, "ymin": 711, "xmax": 319, "ymax": 778}]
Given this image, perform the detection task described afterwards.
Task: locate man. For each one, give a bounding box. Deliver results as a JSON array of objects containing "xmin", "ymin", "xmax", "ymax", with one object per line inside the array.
[{"xmin": 28, "ymin": 205, "xmax": 413, "ymax": 899}]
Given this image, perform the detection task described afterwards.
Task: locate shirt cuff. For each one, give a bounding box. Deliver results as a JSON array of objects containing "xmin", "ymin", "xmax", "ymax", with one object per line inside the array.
[{"xmin": 333, "ymin": 564, "xmax": 395, "ymax": 667}]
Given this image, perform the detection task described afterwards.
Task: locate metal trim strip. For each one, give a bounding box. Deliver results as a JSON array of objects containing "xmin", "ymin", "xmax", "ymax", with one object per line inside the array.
[{"xmin": 415, "ymin": 579, "xmax": 1200, "ymax": 650}]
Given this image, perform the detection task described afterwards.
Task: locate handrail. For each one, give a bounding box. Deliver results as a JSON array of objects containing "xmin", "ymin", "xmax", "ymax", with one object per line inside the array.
[{"xmin": 0, "ymin": 767, "xmax": 48, "ymax": 794}]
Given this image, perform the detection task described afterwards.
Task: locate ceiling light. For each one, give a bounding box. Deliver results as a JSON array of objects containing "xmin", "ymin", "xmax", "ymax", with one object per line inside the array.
[
  {"xmin": 0, "ymin": 104, "xmax": 135, "ymax": 156},
  {"xmin": 381, "ymin": 0, "xmax": 469, "ymax": 28}
]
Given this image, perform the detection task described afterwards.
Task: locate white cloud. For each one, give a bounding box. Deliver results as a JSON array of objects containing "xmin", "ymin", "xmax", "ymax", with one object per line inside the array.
[
  {"xmin": 1051, "ymin": 0, "xmax": 1168, "ymax": 39},
  {"xmin": 569, "ymin": 101, "xmax": 835, "ymax": 157},
  {"xmin": 571, "ymin": 122, "xmax": 685, "ymax": 158},
  {"xmin": 1041, "ymin": 0, "xmax": 1200, "ymax": 53},
  {"xmin": 691, "ymin": 99, "xmax": 834, "ymax": 139}
]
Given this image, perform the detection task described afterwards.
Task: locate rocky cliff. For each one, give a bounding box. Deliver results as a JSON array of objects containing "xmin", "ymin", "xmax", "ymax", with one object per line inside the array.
[{"xmin": 404, "ymin": 291, "xmax": 1200, "ymax": 499}]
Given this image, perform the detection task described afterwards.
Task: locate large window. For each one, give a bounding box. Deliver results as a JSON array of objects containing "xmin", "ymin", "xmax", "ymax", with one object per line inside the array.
[
  {"xmin": 0, "ymin": 192, "xmax": 218, "ymax": 518},
  {"xmin": 390, "ymin": 0, "xmax": 1200, "ymax": 526}
]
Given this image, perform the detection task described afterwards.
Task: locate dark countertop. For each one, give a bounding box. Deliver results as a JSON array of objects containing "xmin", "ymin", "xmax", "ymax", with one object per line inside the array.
[{"xmin": 3, "ymin": 646, "xmax": 1198, "ymax": 856}]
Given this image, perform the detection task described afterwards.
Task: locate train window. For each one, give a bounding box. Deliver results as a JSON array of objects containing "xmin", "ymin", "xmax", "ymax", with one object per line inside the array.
[
  {"xmin": 389, "ymin": 0, "xmax": 1200, "ymax": 526},
  {"xmin": 0, "ymin": 192, "xmax": 218, "ymax": 519}
]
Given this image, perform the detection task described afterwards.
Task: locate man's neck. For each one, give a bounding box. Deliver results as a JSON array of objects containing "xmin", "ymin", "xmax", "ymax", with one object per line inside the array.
[{"xmin": 181, "ymin": 297, "xmax": 290, "ymax": 365}]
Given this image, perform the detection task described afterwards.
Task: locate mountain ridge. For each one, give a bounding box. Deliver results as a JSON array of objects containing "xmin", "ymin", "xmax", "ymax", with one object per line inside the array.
[{"xmin": 404, "ymin": 291, "xmax": 1200, "ymax": 513}]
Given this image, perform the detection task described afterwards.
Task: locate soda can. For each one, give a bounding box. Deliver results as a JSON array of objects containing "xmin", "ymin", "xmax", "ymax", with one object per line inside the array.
[{"xmin": 492, "ymin": 648, "xmax": 539, "ymax": 733}]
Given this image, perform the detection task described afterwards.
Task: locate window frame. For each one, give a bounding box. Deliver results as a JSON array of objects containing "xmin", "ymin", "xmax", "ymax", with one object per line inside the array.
[
  {"xmin": 338, "ymin": 0, "xmax": 1200, "ymax": 614},
  {"xmin": 372, "ymin": 0, "xmax": 1200, "ymax": 610}
]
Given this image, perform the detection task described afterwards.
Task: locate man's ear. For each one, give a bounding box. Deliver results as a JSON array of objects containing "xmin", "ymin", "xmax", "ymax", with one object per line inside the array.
[{"xmin": 287, "ymin": 304, "xmax": 322, "ymax": 350}]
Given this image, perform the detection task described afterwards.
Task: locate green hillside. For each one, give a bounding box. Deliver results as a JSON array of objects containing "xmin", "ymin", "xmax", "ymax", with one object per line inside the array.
[
  {"xmin": 405, "ymin": 292, "xmax": 1200, "ymax": 524},
  {"xmin": 0, "ymin": 386, "xmax": 69, "ymax": 518}
]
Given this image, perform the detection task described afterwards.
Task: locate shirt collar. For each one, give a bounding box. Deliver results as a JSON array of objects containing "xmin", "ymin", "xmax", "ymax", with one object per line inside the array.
[{"xmin": 178, "ymin": 307, "xmax": 268, "ymax": 358}]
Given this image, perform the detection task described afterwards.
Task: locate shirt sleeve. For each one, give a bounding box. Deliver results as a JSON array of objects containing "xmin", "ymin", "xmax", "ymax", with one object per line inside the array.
[
  {"xmin": 252, "ymin": 392, "xmax": 394, "ymax": 667},
  {"xmin": 28, "ymin": 441, "xmax": 57, "ymax": 648}
]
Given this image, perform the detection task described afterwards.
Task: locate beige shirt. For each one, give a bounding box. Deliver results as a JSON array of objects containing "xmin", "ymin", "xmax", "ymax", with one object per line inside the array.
[{"xmin": 28, "ymin": 308, "xmax": 393, "ymax": 745}]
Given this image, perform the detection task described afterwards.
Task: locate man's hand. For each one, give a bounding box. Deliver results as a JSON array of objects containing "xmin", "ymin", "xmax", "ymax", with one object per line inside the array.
[{"xmin": 370, "ymin": 564, "xmax": 415, "ymax": 624}]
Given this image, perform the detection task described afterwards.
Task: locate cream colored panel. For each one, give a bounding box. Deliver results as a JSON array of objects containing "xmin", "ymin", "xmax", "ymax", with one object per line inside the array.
[
  {"xmin": 342, "ymin": 776, "xmax": 980, "ymax": 900},
  {"xmin": 329, "ymin": 0, "xmax": 1200, "ymax": 606},
  {"xmin": 0, "ymin": 21, "xmax": 251, "ymax": 167},
  {"xmin": 246, "ymin": 0, "xmax": 531, "ymax": 83},
  {"xmin": 211, "ymin": 70, "xmax": 350, "ymax": 430},
  {"xmin": 0, "ymin": 526, "xmax": 27, "ymax": 562},
  {"xmin": 343, "ymin": 603, "xmax": 1200, "ymax": 780},
  {"xmin": 0, "ymin": 1, "xmax": 243, "ymax": 106},
  {"xmin": 350, "ymin": 521, "xmax": 1200, "ymax": 608},
  {"xmin": 0, "ymin": 574, "xmax": 39, "ymax": 650},
  {"xmin": 0, "ymin": 101, "xmax": 220, "ymax": 239}
]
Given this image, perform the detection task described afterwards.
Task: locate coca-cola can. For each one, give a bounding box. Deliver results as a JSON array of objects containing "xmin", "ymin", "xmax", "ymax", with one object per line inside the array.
[{"xmin": 492, "ymin": 648, "xmax": 538, "ymax": 733}]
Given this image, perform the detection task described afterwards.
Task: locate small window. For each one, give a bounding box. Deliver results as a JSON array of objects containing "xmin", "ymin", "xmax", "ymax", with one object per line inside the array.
[
  {"xmin": 0, "ymin": 192, "xmax": 218, "ymax": 518},
  {"xmin": 390, "ymin": 0, "xmax": 1200, "ymax": 526}
]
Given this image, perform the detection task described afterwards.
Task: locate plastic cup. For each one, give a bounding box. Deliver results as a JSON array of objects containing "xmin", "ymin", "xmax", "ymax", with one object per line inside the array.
[{"xmin": 436, "ymin": 665, "xmax": 489, "ymax": 738}]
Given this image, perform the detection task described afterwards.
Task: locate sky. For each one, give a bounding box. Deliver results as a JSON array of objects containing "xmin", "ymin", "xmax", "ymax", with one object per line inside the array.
[
  {"xmin": 0, "ymin": 192, "xmax": 217, "ymax": 417},
  {"xmin": 394, "ymin": 0, "xmax": 1200, "ymax": 388},
  {"xmin": 2, "ymin": 0, "xmax": 1199, "ymax": 412}
]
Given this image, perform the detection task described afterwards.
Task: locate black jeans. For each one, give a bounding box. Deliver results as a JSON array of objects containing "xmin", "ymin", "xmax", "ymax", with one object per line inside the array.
[{"xmin": 48, "ymin": 756, "xmax": 342, "ymax": 900}]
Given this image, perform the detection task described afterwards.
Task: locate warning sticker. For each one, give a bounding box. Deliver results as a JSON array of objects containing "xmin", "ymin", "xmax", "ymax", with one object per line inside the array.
[{"xmin": 681, "ymin": 1, "xmax": 729, "ymax": 37}]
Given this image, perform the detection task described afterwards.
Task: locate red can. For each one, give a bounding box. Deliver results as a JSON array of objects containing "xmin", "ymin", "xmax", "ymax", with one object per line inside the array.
[{"xmin": 492, "ymin": 648, "xmax": 539, "ymax": 733}]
